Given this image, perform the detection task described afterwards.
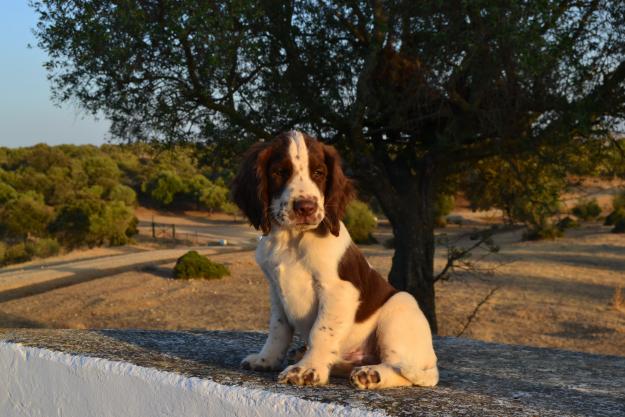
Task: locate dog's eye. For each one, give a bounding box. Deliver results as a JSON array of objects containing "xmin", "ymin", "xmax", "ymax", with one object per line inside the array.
[
  {"xmin": 312, "ymin": 169, "xmax": 325, "ymax": 178},
  {"xmin": 273, "ymin": 168, "xmax": 288, "ymax": 178}
]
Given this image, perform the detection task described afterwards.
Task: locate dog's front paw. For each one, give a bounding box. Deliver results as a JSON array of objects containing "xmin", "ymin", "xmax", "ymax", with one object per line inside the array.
[
  {"xmin": 241, "ymin": 353, "xmax": 282, "ymax": 372},
  {"xmin": 278, "ymin": 364, "xmax": 328, "ymax": 386},
  {"xmin": 350, "ymin": 366, "xmax": 382, "ymax": 389}
]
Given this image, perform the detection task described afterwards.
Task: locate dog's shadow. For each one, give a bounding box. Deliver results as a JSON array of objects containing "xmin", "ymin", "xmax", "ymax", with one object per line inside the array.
[{"xmin": 96, "ymin": 329, "xmax": 303, "ymax": 384}]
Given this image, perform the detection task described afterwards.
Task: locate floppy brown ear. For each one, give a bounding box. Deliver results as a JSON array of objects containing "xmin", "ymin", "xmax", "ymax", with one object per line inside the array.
[
  {"xmin": 231, "ymin": 142, "xmax": 272, "ymax": 234},
  {"xmin": 323, "ymin": 144, "xmax": 355, "ymax": 236}
]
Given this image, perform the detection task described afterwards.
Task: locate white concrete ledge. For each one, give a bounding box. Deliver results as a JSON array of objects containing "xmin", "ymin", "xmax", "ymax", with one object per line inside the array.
[
  {"xmin": 1, "ymin": 329, "xmax": 624, "ymax": 417},
  {"xmin": 0, "ymin": 342, "xmax": 378, "ymax": 417}
]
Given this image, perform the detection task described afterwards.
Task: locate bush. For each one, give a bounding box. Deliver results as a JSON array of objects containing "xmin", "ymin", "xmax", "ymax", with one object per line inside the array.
[
  {"xmin": 434, "ymin": 194, "xmax": 455, "ymax": 227},
  {"xmin": 107, "ymin": 184, "xmax": 137, "ymax": 206},
  {"xmin": 173, "ymin": 251, "xmax": 230, "ymax": 279},
  {"xmin": 556, "ymin": 216, "xmax": 580, "ymax": 231},
  {"xmin": 199, "ymin": 181, "xmax": 231, "ymax": 212},
  {"xmin": 523, "ymin": 225, "xmax": 563, "ymax": 241},
  {"xmin": 4, "ymin": 243, "xmax": 32, "ymax": 264},
  {"xmin": 343, "ymin": 200, "xmax": 377, "ymax": 244},
  {"xmin": 30, "ymin": 238, "xmax": 61, "ymax": 258},
  {"xmin": 49, "ymin": 204, "xmax": 92, "ymax": 248},
  {"xmin": 571, "ymin": 198, "xmax": 602, "ymax": 221},
  {"xmin": 613, "ymin": 219, "xmax": 625, "ymax": 234},
  {"xmin": 0, "ymin": 182, "xmax": 17, "ymax": 205},
  {"xmin": 605, "ymin": 207, "xmax": 625, "ymax": 226},
  {"xmin": 142, "ymin": 170, "xmax": 185, "ymax": 206},
  {"xmin": 0, "ymin": 192, "xmax": 53, "ymax": 240},
  {"xmin": 0, "ymin": 241, "xmax": 6, "ymax": 262}
]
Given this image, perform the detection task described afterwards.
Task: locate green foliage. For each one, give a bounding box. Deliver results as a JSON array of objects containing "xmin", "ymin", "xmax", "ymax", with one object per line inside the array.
[
  {"xmin": 465, "ymin": 155, "xmax": 564, "ymax": 240},
  {"xmin": 344, "ymin": 200, "xmax": 377, "ymax": 244},
  {"xmin": 30, "ymin": 238, "xmax": 61, "ymax": 258},
  {"xmin": 556, "ymin": 216, "xmax": 580, "ymax": 231},
  {"xmin": 0, "ymin": 192, "xmax": 52, "ymax": 240},
  {"xmin": 0, "ymin": 142, "xmax": 236, "ymax": 262},
  {"xmin": 199, "ymin": 181, "xmax": 231, "ymax": 212},
  {"xmin": 48, "ymin": 204, "xmax": 91, "ymax": 249},
  {"xmin": 605, "ymin": 208, "xmax": 625, "ymax": 226},
  {"xmin": 88, "ymin": 200, "xmax": 137, "ymax": 246},
  {"xmin": 0, "ymin": 182, "xmax": 17, "ymax": 205},
  {"xmin": 434, "ymin": 194, "xmax": 455, "ymax": 227},
  {"xmin": 173, "ymin": 251, "xmax": 230, "ymax": 280},
  {"xmin": 523, "ymin": 225, "xmax": 563, "ymax": 241},
  {"xmin": 142, "ymin": 170, "xmax": 186, "ymax": 206},
  {"xmin": 82, "ymin": 155, "xmax": 121, "ymax": 189},
  {"xmin": 107, "ymin": 184, "xmax": 137, "ymax": 206},
  {"xmin": 572, "ymin": 199, "xmax": 602, "ymax": 221},
  {"xmin": 3, "ymin": 243, "xmax": 31, "ymax": 264}
]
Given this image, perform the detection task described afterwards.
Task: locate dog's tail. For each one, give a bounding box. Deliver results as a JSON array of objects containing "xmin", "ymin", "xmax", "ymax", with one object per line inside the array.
[{"xmin": 399, "ymin": 363, "xmax": 439, "ymax": 387}]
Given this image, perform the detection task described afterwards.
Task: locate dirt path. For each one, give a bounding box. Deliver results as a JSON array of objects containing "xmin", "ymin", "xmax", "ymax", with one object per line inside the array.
[{"xmin": 0, "ymin": 246, "xmax": 249, "ymax": 303}]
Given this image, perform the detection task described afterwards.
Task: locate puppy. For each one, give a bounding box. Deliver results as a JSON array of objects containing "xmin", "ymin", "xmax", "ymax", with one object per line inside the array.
[{"xmin": 232, "ymin": 130, "xmax": 438, "ymax": 389}]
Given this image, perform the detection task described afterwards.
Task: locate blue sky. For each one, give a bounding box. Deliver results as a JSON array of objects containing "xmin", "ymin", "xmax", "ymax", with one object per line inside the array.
[{"xmin": 0, "ymin": 2, "xmax": 110, "ymax": 148}]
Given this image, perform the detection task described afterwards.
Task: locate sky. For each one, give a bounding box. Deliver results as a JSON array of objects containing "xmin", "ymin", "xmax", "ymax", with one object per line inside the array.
[{"xmin": 0, "ymin": 2, "xmax": 110, "ymax": 148}]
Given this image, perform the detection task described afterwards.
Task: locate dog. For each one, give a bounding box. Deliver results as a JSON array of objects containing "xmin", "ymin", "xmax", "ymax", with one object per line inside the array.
[{"xmin": 231, "ymin": 130, "xmax": 438, "ymax": 389}]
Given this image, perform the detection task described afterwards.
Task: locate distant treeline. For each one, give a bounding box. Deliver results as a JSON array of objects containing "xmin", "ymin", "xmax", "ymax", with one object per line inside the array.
[{"xmin": 0, "ymin": 143, "xmax": 237, "ymax": 265}]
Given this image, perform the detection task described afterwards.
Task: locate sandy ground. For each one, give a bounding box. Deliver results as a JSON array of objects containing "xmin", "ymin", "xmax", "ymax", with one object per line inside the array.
[{"xmin": 1, "ymin": 217, "xmax": 624, "ymax": 357}]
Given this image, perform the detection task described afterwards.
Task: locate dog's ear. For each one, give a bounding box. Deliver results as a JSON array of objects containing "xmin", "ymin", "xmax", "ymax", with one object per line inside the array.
[
  {"xmin": 323, "ymin": 143, "xmax": 355, "ymax": 236},
  {"xmin": 231, "ymin": 142, "xmax": 273, "ymax": 234}
]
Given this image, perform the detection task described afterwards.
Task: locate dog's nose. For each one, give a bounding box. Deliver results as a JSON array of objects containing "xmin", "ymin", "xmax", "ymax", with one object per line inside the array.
[{"xmin": 293, "ymin": 198, "xmax": 317, "ymax": 217}]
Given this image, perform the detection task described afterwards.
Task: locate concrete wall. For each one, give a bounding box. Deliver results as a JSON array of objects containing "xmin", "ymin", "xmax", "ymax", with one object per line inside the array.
[{"xmin": 0, "ymin": 342, "xmax": 379, "ymax": 417}]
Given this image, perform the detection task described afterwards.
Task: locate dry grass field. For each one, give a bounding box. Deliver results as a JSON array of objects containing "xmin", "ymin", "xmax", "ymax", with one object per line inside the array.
[{"xmin": 1, "ymin": 183, "xmax": 624, "ymax": 357}]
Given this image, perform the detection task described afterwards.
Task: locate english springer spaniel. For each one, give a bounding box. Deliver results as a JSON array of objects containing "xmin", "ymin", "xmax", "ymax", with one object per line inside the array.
[{"xmin": 232, "ymin": 130, "xmax": 438, "ymax": 389}]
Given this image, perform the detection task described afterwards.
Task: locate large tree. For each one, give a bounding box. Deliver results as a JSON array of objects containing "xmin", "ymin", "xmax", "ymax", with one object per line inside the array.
[{"xmin": 33, "ymin": 0, "xmax": 625, "ymax": 332}]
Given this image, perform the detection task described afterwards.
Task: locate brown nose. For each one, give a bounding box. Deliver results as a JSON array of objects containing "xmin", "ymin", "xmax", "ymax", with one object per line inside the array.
[{"xmin": 293, "ymin": 198, "xmax": 317, "ymax": 217}]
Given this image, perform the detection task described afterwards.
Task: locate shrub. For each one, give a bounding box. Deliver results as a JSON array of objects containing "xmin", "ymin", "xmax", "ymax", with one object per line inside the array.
[
  {"xmin": 142, "ymin": 170, "xmax": 185, "ymax": 206},
  {"xmin": 0, "ymin": 182, "xmax": 17, "ymax": 205},
  {"xmin": 613, "ymin": 219, "xmax": 625, "ymax": 234},
  {"xmin": 107, "ymin": 184, "xmax": 137, "ymax": 206},
  {"xmin": 343, "ymin": 200, "xmax": 377, "ymax": 244},
  {"xmin": 0, "ymin": 192, "xmax": 53, "ymax": 240},
  {"xmin": 199, "ymin": 181, "xmax": 231, "ymax": 212},
  {"xmin": 434, "ymin": 194, "xmax": 455, "ymax": 227},
  {"xmin": 173, "ymin": 251, "xmax": 230, "ymax": 279},
  {"xmin": 556, "ymin": 216, "xmax": 580, "ymax": 231},
  {"xmin": 523, "ymin": 225, "xmax": 563, "ymax": 241},
  {"xmin": 30, "ymin": 238, "xmax": 61, "ymax": 258},
  {"xmin": 49, "ymin": 204, "xmax": 92, "ymax": 248},
  {"xmin": 605, "ymin": 207, "xmax": 625, "ymax": 226},
  {"xmin": 571, "ymin": 198, "xmax": 602, "ymax": 221},
  {"xmin": 0, "ymin": 241, "xmax": 6, "ymax": 262},
  {"xmin": 4, "ymin": 243, "xmax": 32, "ymax": 264},
  {"xmin": 88, "ymin": 201, "xmax": 137, "ymax": 246}
]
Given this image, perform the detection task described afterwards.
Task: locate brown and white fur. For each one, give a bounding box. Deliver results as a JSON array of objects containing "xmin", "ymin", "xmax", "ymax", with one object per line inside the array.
[{"xmin": 231, "ymin": 130, "xmax": 438, "ymax": 389}]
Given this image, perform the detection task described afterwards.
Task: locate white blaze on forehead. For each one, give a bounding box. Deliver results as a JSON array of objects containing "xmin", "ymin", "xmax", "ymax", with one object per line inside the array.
[
  {"xmin": 285, "ymin": 130, "xmax": 322, "ymax": 200},
  {"xmin": 287, "ymin": 130, "xmax": 309, "ymax": 176}
]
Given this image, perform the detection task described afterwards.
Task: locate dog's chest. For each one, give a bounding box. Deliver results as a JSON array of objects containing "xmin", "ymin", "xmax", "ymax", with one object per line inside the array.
[{"xmin": 261, "ymin": 246, "xmax": 318, "ymax": 333}]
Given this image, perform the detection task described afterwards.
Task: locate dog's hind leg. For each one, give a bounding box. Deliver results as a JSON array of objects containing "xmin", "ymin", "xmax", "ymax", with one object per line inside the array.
[{"xmin": 351, "ymin": 292, "xmax": 439, "ymax": 389}]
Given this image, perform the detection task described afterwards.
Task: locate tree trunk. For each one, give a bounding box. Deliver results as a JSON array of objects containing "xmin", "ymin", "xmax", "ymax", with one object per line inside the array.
[
  {"xmin": 359, "ymin": 156, "xmax": 438, "ymax": 333},
  {"xmin": 387, "ymin": 194, "xmax": 437, "ymax": 334}
]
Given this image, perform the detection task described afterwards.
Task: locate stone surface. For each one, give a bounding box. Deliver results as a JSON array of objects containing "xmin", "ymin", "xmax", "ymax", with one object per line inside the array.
[{"xmin": 1, "ymin": 328, "xmax": 623, "ymax": 416}]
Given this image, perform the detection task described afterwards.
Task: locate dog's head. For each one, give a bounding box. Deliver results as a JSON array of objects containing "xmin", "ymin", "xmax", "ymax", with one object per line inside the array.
[{"xmin": 232, "ymin": 130, "xmax": 354, "ymax": 236}]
